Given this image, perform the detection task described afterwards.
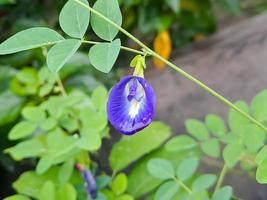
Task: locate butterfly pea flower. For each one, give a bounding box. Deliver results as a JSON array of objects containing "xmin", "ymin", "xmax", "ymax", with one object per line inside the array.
[
  {"xmin": 76, "ymin": 164, "xmax": 97, "ymax": 199},
  {"xmin": 107, "ymin": 75, "xmax": 156, "ymax": 135}
]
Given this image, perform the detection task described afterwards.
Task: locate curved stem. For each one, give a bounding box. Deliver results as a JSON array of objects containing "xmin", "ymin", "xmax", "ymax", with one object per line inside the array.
[
  {"xmin": 214, "ymin": 164, "xmax": 228, "ymax": 192},
  {"xmin": 73, "ymin": 0, "xmax": 267, "ymax": 133},
  {"xmin": 82, "ymin": 40, "xmax": 145, "ymax": 55}
]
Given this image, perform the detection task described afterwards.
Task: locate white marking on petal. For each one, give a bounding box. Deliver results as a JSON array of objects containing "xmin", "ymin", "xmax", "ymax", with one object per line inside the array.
[{"xmin": 129, "ymin": 100, "xmax": 140, "ymax": 118}]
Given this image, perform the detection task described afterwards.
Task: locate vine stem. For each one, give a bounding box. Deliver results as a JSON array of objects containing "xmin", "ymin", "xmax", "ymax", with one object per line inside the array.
[
  {"xmin": 82, "ymin": 40, "xmax": 145, "ymax": 55},
  {"xmin": 73, "ymin": 0, "xmax": 267, "ymax": 133},
  {"xmin": 214, "ymin": 164, "xmax": 228, "ymax": 192},
  {"xmin": 174, "ymin": 177, "xmax": 192, "ymax": 194}
]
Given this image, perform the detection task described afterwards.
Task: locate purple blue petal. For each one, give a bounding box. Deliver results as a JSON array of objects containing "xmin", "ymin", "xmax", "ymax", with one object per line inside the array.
[{"xmin": 107, "ymin": 75, "xmax": 156, "ymax": 135}]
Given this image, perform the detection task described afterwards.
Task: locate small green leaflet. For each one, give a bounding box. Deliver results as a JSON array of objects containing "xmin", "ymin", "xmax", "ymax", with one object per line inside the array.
[
  {"xmin": 59, "ymin": 0, "xmax": 90, "ymax": 38},
  {"xmin": 47, "ymin": 39, "xmax": 81, "ymax": 72},
  {"xmin": 0, "ymin": 27, "xmax": 64, "ymax": 55},
  {"xmin": 91, "ymin": 0, "xmax": 122, "ymax": 41},
  {"xmin": 89, "ymin": 39, "xmax": 121, "ymax": 73}
]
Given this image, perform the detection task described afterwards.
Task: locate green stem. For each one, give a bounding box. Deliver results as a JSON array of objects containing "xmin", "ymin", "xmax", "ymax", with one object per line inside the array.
[
  {"xmin": 55, "ymin": 74, "xmax": 67, "ymax": 97},
  {"xmin": 174, "ymin": 177, "xmax": 192, "ymax": 194},
  {"xmin": 82, "ymin": 40, "xmax": 145, "ymax": 55},
  {"xmin": 214, "ymin": 164, "xmax": 228, "ymax": 192},
  {"xmin": 73, "ymin": 0, "xmax": 267, "ymax": 133}
]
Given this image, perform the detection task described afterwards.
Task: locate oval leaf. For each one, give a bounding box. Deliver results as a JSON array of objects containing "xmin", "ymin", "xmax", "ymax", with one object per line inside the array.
[
  {"xmin": 192, "ymin": 174, "xmax": 217, "ymax": 192},
  {"xmin": 176, "ymin": 157, "xmax": 199, "ymax": 181},
  {"xmin": 91, "ymin": 0, "xmax": 122, "ymax": 41},
  {"xmin": 8, "ymin": 121, "xmax": 37, "ymax": 140},
  {"xmin": 251, "ymin": 90, "xmax": 267, "ymax": 122},
  {"xmin": 165, "ymin": 135, "xmax": 197, "ymax": 152},
  {"xmin": 256, "ymin": 158, "xmax": 267, "ymax": 184},
  {"xmin": 47, "ymin": 39, "xmax": 81, "ymax": 72},
  {"xmin": 147, "ymin": 158, "xmax": 174, "ymax": 180},
  {"xmin": 59, "ymin": 0, "xmax": 90, "ymax": 38},
  {"xmin": 111, "ymin": 173, "xmax": 128, "ymax": 196},
  {"xmin": 39, "ymin": 181, "xmax": 55, "ymax": 200},
  {"xmin": 205, "ymin": 114, "xmax": 226, "ymax": 137},
  {"xmin": 89, "ymin": 39, "xmax": 121, "ymax": 73},
  {"xmin": 223, "ymin": 143, "xmax": 243, "ymax": 168},
  {"xmin": 0, "ymin": 27, "xmax": 64, "ymax": 55},
  {"xmin": 201, "ymin": 139, "xmax": 220, "ymax": 158},
  {"xmin": 212, "ymin": 186, "xmax": 233, "ymax": 200},
  {"xmin": 186, "ymin": 119, "xmax": 209, "ymax": 141},
  {"xmin": 155, "ymin": 180, "xmax": 179, "ymax": 200}
]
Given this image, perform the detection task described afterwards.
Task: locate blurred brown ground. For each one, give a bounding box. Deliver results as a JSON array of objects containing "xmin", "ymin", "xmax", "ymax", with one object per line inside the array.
[{"xmin": 146, "ymin": 12, "xmax": 267, "ymax": 200}]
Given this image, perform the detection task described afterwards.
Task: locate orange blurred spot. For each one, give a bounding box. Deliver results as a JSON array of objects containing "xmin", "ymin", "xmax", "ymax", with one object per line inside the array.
[
  {"xmin": 193, "ymin": 33, "xmax": 207, "ymax": 42},
  {"xmin": 153, "ymin": 31, "xmax": 172, "ymax": 69},
  {"xmin": 180, "ymin": 0, "xmax": 198, "ymax": 12}
]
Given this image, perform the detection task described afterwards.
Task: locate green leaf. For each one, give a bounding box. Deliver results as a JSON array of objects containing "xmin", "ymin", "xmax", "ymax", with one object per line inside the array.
[
  {"xmin": 47, "ymin": 39, "xmax": 81, "ymax": 72},
  {"xmin": 201, "ymin": 139, "xmax": 220, "ymax": 158},
  {"xmin": 91, "ymin": 86, "xmax": 108, "ymax": 111},
  {"xmin": 251, "ymin": 90, "xmax": 267, "ymax": 122},
  {"xmin": 0, "ymin": 27, "xmax": 64, "ymax": 55},
  {"xmin": 155, "ymin": 180, "xmax": 179, "ymax": 200},
  {"xmin": 36, "ymin": 155, "xmax": 53, "ymax": 175},
  {"xmin": 256, "ymin": 158, "xmax": 267, "ymax": 183},
  {"xmin": 13, "ymin": 169, "xmax": 59, "ymax": 198},
  {"xmin": 186, "ymin": 119, "xmax": 209, "ymax": 141},
  {"xmin": 59, "ymin": 114, "xmax": 78, "ymax": 132},
  {"xmin": 256, "ymin": 146, "xmax": 267, "ymax": 165},
  {"xmin": 59, "ymin": 0, "xmax": 89, "ymax": 38},
  {"xmin": 192, "ymin": 174, "xmax": 217, "ymax": 192},
  {"xmin": 39, "ymin": 84, "xmax": 53, "ymax": 97},
  {"xmin": 37, "ymin": 134, "xmax": 79, "ymax": 174},
  {"xmin": 109, "ymin": 121, "xmax": 171, "ymax": 171},
  {"xmin": 96, "ymin": 175, "xmax": 111, "ymax": 190},
  {"xmin": 22, "ymin": 106, "xmax": 46, "ymax": 123},
  {"xmin": 176, "ymin": 157, "xmax": 199, "ymax": 181},
  {"xmin": 111, "ymin": 173, "xmax": 128, "ymax": 196},
  {"xmin": 228, "ymin": 101, "xmax": 250, "ymax": 134},
  {"xmin": 89, "ymin": 39, "xmax": 121, "ymax": 73},
  {"xmin": 39, "ymin": 180, "xmax": 55, "ymax": 200},
  {"xmin": 147, "ymin": 158, "xmax": 174, "ymax": 180},
  {"xmin": 243, "ymin": 124, "xmax": 265, "ymax": 154},
  {"xmin": 116, "ymin": 194, "xmax": 134, "ymax": 200},
  {"xmin": 58, "ymin": 159, "xmax": 74, "ymax": 185},
  {"xmin": 79, "ymin": 108, "xmax": 107, "ymax": 132},
  {"xmin": 77, "ymin": 129, "xmax": 102, "ymax": 151},
  {"xmin": 57, "ymin": 183, "xmax": 77, "ymax": 200},
  {"xmin": 127, "ymin": 148, "xmax": 198, "ymax": 198},
  {"xmin": 3, "ymin": 195, "xmax": 30, "ymax": 200},
  {"xmin": 5, "ymin": 139, "xmax": 45, "ymax": 160},
  {"xmin": 40, "ymin": 117, "xmax": 57, "ymax": 131},
  {"xmin": 205, "ymin": 114, "xmax": 226, "ymax": 137},
  {"xmin": 0, "ymin": 91, "xmax": 24, "ymax": 126},
  {"xmin": 8, "ymin": 121, "xmax": 37, "ymax": 140},
  {"xmin": 165, "ymin": 135, "xmax": 197, "ymax": 152},
  {"xmin": 212, "ymin": 186, "xmax": 232, "ymax": 200},
  {"xmin": 91, "ymin": 0, "xmax": 122, "ymax": 41},
  {"xmin": 223, "ymin": 143, "xmax": 243, "ymax": 168},
  {"xmin": 165, "ymin": 0, "xmax": 180, "ymax": 13}
]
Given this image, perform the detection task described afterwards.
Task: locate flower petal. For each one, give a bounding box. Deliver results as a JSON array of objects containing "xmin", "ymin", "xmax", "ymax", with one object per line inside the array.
[{"xmin": 107, "ymin": 75, "xmax": 156, "ymax": 135}]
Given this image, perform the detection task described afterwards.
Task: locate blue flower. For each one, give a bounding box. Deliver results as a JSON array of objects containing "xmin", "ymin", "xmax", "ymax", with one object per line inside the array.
[
  {"xmin": 82, "ymin": 170, "xmax": 97, "ymax": 199},
  {"xmin": 107, "ymin": 75, "xmax": 156, "ymax": 135},
  {"xmin": 76, "ymin": 164, "xmax": 97, "ymax": 199}
]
